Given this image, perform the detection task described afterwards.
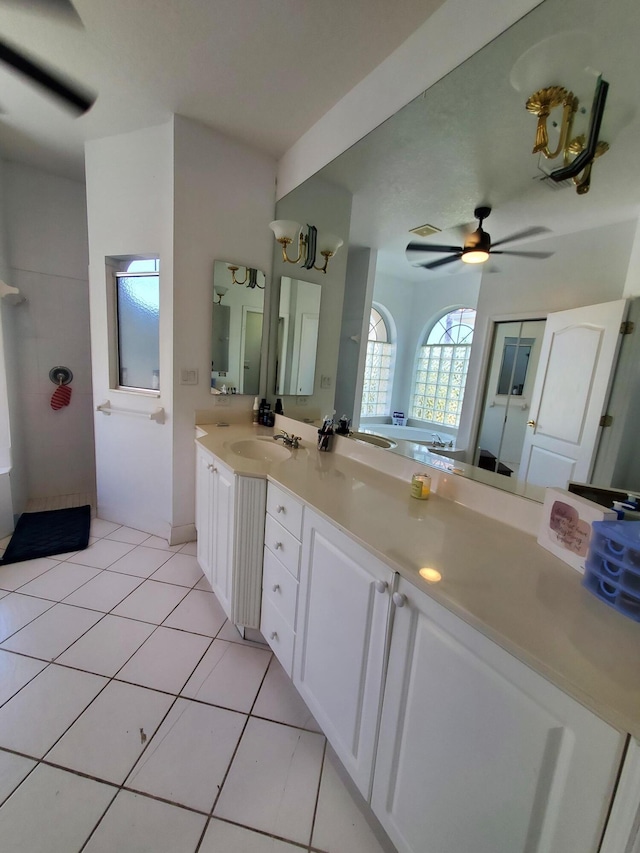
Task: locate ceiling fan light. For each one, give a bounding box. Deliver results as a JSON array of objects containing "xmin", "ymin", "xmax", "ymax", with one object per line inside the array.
[{"xmin": 461, "ymin": 249, "xmax": 490, "ymax": 264}]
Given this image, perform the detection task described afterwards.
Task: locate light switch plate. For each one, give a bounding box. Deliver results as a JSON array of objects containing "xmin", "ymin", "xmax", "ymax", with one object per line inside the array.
[
  {"xmin": 180, "ymin": 368, "xmax": 199, "ymax": 385},
  {"xmin": 321, "ymin": 375, "xmax": 332, "ymax": 389}
]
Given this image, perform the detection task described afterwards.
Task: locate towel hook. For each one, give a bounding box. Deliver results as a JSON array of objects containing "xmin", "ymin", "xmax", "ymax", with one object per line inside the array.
[{"xmin": 49, "ymin": 366, "xmax": 73, "ymax": 386}]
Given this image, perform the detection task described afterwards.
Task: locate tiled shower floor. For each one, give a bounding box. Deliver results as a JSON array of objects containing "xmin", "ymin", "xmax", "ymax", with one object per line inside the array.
[{"xmin": 0, "ymin": 519, "xmax": 390, "ymax": 852}]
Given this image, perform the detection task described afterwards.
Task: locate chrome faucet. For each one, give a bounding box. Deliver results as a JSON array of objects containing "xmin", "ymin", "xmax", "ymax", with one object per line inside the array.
[
  {"xmin": 274, "ymin": 430, "xmax": 301, "ymax": 449},
  {"xmin": 431, "ymin": 432, "xmax": 453, "ymax": 448}
]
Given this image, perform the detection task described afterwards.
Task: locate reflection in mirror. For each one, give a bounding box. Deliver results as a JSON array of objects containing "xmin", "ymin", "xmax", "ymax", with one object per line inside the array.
[
  {"xmin": 275, "ymin": 277, "xmax": 322, "ymax": 396},
  {"xmin": 211, "ymin": 260, "xmax": 265, "ymax": 395},
  {"xmin": 269, "ymin": 0, "xmax": 640, "ymax": 501}
]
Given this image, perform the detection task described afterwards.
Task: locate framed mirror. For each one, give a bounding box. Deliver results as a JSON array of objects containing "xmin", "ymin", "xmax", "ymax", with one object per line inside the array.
[
  {"xmin": 268, "ymin": 0, "xmax": 640, "ymax": 501},
  {"xmin": 212, "ymin": 260, "xmax": 265, "ymax": 395},
  {"xmin": 275, "ymin": 276, "xmax": 322, "ymax": 396}
]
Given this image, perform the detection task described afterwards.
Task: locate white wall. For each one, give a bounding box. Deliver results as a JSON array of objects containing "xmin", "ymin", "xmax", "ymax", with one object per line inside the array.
[
  {"xmin": 85, "ymin": 122, "xmax": 175, "ymax": 537},
  {"xmin": 3, "ymin": 162, "xmax": 94, "ymax": 502}
]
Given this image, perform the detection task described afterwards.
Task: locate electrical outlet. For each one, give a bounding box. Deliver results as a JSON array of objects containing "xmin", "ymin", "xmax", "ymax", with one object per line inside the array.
[
  {"xmin": 180, "ymin": 368, "xmax": 199, "ymax": 385},
  {"xmin": 296, "ymin": 396, "xmax": 308, "ymax": 405},
  {"xmin": 321, "ymin": 375, "xmax": 332, "ymax": 389}
]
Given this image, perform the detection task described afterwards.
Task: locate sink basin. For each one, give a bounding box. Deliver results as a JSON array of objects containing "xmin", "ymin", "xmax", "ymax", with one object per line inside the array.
[
  {"xmin": 228, "ymin": 437, "xmax": 294, "ymax": 462},
  {"xmin": 349, "ymin": 431, "xmax": 397, "ymax": 449}
]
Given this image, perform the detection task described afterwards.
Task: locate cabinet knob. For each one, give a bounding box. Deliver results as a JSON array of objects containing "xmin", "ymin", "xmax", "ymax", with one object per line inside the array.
[
  {"xmin": 276, "ymin": 505, "xmax": 285, "ymax": 513},
  {"xmin": 207, "ymin": 463, "xmax": 213, "ymax": 471},
  {"xmin": 272, "ymin": 584, "xmax": 280, "ymax": 593},
  {"xmin": 270, "ymin": 631, "xmax": 278, "ymax": 641},
  {"xmin": 274, "ymin": 541, "xmax": 283, "ymax": 550},
  {"xmin": 375, "ymin": 580, "xmax": 388, "ymax": 593},
  {"xmin": 392, "ymin": 592, "xmax": 407, "ymax": 608}
]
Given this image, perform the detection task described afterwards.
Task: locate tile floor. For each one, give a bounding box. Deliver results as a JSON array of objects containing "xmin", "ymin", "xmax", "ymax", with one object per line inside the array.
[{"xmin": 0, "ymin": 518, "xmax": 391, "ymax": 852}]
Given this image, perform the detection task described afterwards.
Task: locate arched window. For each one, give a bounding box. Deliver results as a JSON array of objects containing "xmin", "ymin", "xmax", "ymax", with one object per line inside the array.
[
  {"xmin": 361, "ymin": 306, "xmax": 394, "ymax": 417},
  {"xmin": 410, "ymin": 307, "xmax": 476, "ymax": 427}
]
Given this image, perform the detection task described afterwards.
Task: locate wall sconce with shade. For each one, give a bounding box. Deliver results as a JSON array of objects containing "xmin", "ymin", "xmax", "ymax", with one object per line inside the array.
[
  {"xmin": 227, "ymin": 265, "xmax": 264, "ymax": 289},
  {"xmin": 214, "ymin": 285, "xmax": 228, "ymax": 303},
  {"xmin": 511, "ymin": 32, "xmax": 611, "ymax": 194},
  {"xmin": 269, "ymin": 220, "xmax": 344, "ymax": 274}
]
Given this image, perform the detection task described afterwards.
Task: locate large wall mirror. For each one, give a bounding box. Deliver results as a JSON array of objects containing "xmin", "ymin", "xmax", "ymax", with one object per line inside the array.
[
  {"xmin": 269, "ymin": 0, "xmax": 640, "ymax": 501},
  {"xmin": 212, "ymin": 260, "xmax": 265, "ymax": 395}
]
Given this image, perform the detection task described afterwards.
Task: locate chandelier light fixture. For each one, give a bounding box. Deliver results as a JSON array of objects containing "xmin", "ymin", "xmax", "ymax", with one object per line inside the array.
[{"xmin": 269, "ymin": 220, "xmax": 344, "ymax": 274}]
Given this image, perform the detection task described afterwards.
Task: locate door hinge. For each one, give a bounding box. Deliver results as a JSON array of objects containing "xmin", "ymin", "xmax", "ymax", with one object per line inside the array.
[
  {"xmin": 620, "ymin": 321, "xmax": 635, "ymax": 335},
  {"xmin": 599, "ymin": 414, "xmax": 613, "ymax": 427}
]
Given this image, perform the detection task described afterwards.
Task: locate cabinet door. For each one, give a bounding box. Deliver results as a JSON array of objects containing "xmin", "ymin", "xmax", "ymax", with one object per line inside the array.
[
  {"xmin": 210, "ymin": 461, "xmax": 235, "ymax": 620},
  {"xmin": 372, "ymin": 575, "xmax": 625, "ymax": 853},
  {"xmin": 195, "ymin": 447, "xmax": 214, "ymax": 585},
  {"xmin": 294, "ymin": 509, "xmax": 393, "ymax": 798}
]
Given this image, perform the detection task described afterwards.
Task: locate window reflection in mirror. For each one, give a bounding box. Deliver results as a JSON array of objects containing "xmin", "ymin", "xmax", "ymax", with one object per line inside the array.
[
  {"xmin": 212, "ymin": 260, "xmax": 265, "ymax": 395},
  {"xmin": 276, "ymin": 277, "xmax": 322, "ymax": 396}
]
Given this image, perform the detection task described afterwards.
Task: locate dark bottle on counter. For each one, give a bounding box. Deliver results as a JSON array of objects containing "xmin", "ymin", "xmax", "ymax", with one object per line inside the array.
[{"xmin": 275, "ymin": 398, "xmax": 284, "ymax": 415}]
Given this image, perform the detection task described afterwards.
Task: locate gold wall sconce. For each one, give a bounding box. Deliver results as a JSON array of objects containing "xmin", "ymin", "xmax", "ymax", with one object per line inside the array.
[
  {"xmin": 214, "ymin": 285, "xmax": 228, "ymax": 303},
  {"xmin": 227, "ymin": 265, "xmax": 264, "ymax": 289},
  {"xmin": 269, "ymin": 220, "xmax": 344, "ymax": 274},
  {"xmin": 511, "ymin": 32, "xmax": 610, "ymax": 195}
]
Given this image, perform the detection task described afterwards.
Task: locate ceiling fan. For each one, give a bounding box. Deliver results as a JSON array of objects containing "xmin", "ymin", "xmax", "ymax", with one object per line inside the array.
[
  {"xmin": 0, "ymin": 0, "xmax": 95, "ymax": 115},
  {"xmin": 406, "ymin": 206, "xmax": 553, "ymax": 271}
]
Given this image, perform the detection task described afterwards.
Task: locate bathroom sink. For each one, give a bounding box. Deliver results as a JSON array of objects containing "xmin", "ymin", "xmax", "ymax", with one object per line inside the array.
[
  {"xmin": 227, "ymin": 437, "xmax": 295, "ymax": 462},
  {"xmin": 349, "ymin": 431, "xmax": 397, "ymax": 449}
]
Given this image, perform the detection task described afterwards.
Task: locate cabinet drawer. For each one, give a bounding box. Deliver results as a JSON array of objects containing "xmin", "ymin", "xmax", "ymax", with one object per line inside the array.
[
  {"xmin": 265, "ymin": 514, "xmax": 301, "ymax": 579},
  {"xmin": 261, "ymin": 596, "xmax": 295, "ymax": 676},
  {"xmin": 267, "ymin": 483, "xmax": 303, "ymax": 540},
  {"xmin": 263, "ymin": 546, "xmax": 298, "ymax": 629}
]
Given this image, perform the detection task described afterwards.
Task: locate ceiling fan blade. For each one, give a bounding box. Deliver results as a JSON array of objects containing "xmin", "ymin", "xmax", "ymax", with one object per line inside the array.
[
  {"xmin": 490, "ymin": 250, "xmax": 554, "ymax": 259},
  {"xmin": 0, "ymin": 0, "xmax": 83, "ymax": 26},
  {"xmin": 491, "ymin": 226, "xmax": 551, "ymax": 249},
  {"xmin": 0, "ymin": 37, "xmax": 95, "ymax": 114},
  {"xmin": 407, "ymin": 241, "xmax": 463, "ymax": 255},
  {"xmin": 420, "ymin": 254, "xmax": 462, "ymax": 270}
]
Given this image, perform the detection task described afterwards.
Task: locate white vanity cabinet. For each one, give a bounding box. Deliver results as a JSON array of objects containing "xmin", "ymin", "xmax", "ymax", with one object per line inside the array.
[
  {"xmin": 260, "ymin": 483, "xmax": 304, "ymax": 675},
  {"xmin": 195, "ymin": 444, "xmax": 266, "ymax": 628},
  {"xmin": 293, "ymin": 508, "xmax": 394, "ymax": 798},
  {"xmin": 371, "ymin": 574, "xmax": 626, "ymax": 853}
]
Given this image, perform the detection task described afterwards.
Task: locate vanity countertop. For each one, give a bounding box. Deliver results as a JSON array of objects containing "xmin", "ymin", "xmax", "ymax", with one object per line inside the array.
[{"xmin": 196, "ymin": 423, "xmax": 640, "ymax": 738}]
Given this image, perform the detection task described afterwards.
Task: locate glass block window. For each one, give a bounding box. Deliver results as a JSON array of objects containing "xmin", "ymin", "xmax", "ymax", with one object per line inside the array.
[
  {"xmin": 115, "ymin": 258, "xmax": 160, "ymax": 390},
  {"xmin": 361, "ymin": 307, "xmax": 394, "ymax": 417},
  {"xmin": 410, "ymin": 307, "xmax": 476, "ymax": 427}
]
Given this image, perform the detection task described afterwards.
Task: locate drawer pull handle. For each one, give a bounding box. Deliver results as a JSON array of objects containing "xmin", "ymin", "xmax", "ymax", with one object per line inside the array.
[
  {"xmin": 270, "ymin": 631, "xmax": 278, "ymax": 641},
  {"xmin": 272, "ymin": 584, "xmax": 280, "ymax": 593},
  {"xmin": 375, "ymin": 580, "xmax": 388, "ymax": 593},
  {"xmin": 274, "ymin": 542, "xmax": 283, "ymax": 550},
  {"xmin": 392, "ymin": 592, "xmax": 407, "ymax": 608},
  {"xmin": 276, "ymin": 505, "xmax": 285, "ymax": 513}
]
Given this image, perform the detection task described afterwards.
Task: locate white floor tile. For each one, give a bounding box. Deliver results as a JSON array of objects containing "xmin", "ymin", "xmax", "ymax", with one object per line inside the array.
[
  {"xmin": 0, "ymin": 590, "xmax": 7, "ymax": 600},
  {"xmin": 214, "ymin": 717, "xmax": 325, "ymax": 844},
  {"xmin": 0, "ymin": 649, "xmax": 48, "ymax": 706},
  {"xmin": 67, "ymin": 538, "xmax": 136, "ymax": 569},
  {"xmin": 179, "ymin": 540, "xmax": 198, "ymax": 556},
  {"xmin": 253, "ymin": 657, "xmax": 322, "ymax": 732},
  {"xmin": 143, "ymin": 535, "xmax": 182, "ymax": 552},
  {"xmin": 182, "ymin": 639, "xmax": 271, "ymax": 713},
  {"xmin": 0, "ymin": 664, "xmax": 107, "ymax": 757},
  {"xmin": 0, "ymin": 593, "xmax": 54, "ymax": 642},
  {"xmin": 150, "ymin": 552, "xmax": 205, "ymax": 587},
  {"xmin": 0, "ymin": 751, "xmax": 36, "ymax": 804},
  {"xmin": 90, "ymin": 518, "xmax": 122, "ymax": 538},
  {"xmin": 46, "ymin": 680, "xmax": 174, "ymax": 784},
  {"xmin": 0, "ymin": 603, "xmax": 103, "ymax": 660},
  {"xmin": 163, "ymin": 588, "xmax": 227, "ymax": 636},
  {"xmin": 116, "ymin": 626, "xmax": 210, "ymax": 694},
  {"xmin": 0, "ymin": 763, "xmax": 114, "ymax": 853},
  {"xmin": 216, "ymin": 619, "xmax": 269, "ymax": 649},
  {"xmin": 63, "ymin": 570, "xmax": 144, "ymax": 612},
  {"xmin": 112, "ymin": 580, "xmax": 188, "ymax": 624},
  {"xmin": 18, "ymin": 562, "xmax": 101, "ymax": 602},
  {"xmin": 200, "ymin": 819, "xmax": 303, "ymax": 852},
  {"xmin": 0, "ymin": 557, "xmax": 60, "ymax": 592},
  {"xmin": 83, "ymin": 790, "xmax": 207, "ymax": 853},
  {"xmin": 312, "ymin": 751, "xmax": 388, "ymax": 853},
  {"xmin": 57, "ymin": 615, "xmax": 156, "ymax": 677},
  {"xmin": 127, "ymin": 698, "xmax": 246, "ymax": 812},
  {"xmin": 105, "ymin": 545, "xmax": 173, "ymax": 578},
  {"xmin": 104, "ymin": 525, "xmax": 151, "ymax": 545},
  {"xmin": 194, "ymin": 575, "xmax": 212, "ymax": 591}
]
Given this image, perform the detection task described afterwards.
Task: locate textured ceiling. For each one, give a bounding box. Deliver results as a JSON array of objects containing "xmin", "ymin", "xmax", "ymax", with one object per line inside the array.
[{"xmin": 0, "ymin": 0, "xmax": 445, "ymax": 178}]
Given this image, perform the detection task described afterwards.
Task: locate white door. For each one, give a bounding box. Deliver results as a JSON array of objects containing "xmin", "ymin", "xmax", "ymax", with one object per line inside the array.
[
  {"xmin": 294, "ymin": 509, "xmax": 393, "ymax": 798},
  {"xmin": 372, "ymin": 576, "xmax": 625, "ymax": 853},
  {"xmin": 295, "ymin": 313, "xmax": 319, "ymax": 394},
  {"xmin": 519, "ymin": 299, "xmax": 628, "ymax": 487}
]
